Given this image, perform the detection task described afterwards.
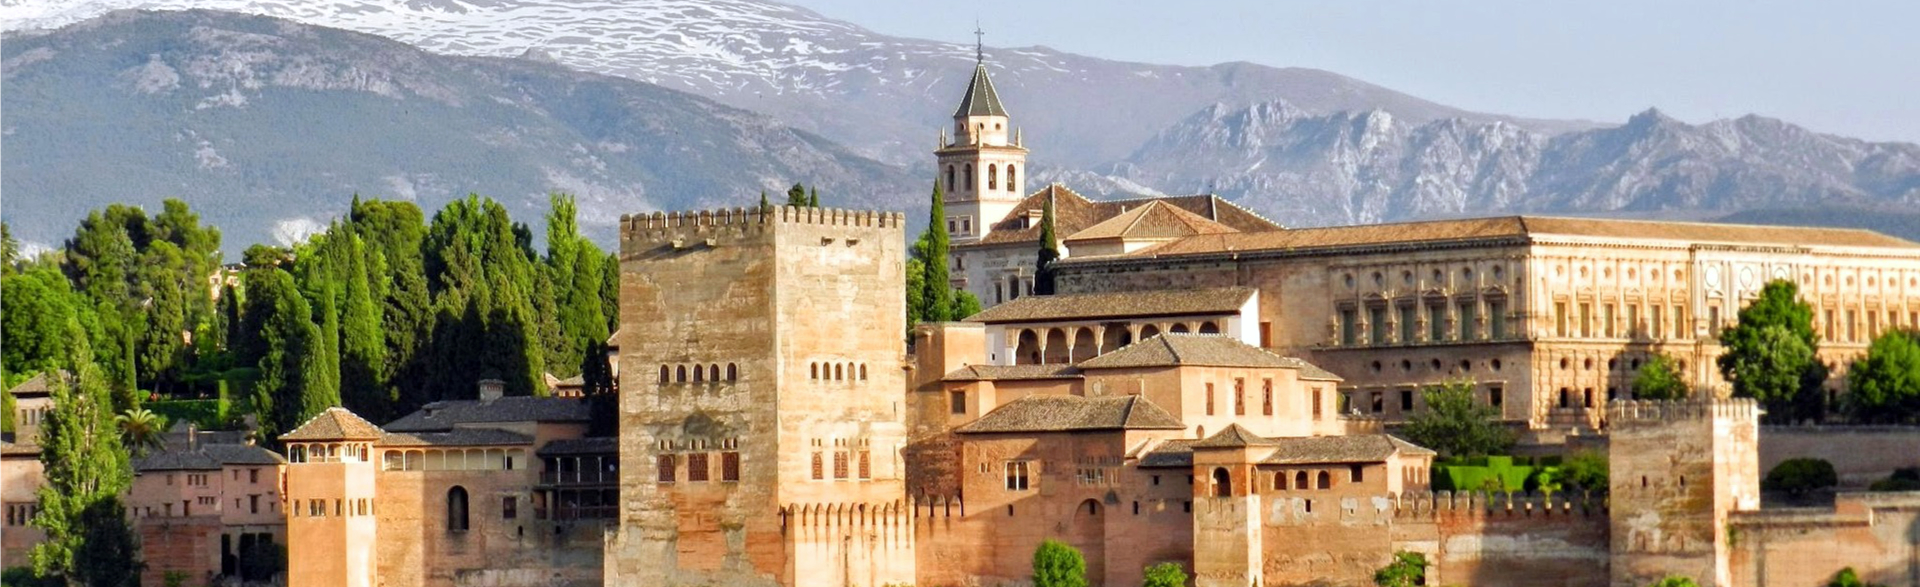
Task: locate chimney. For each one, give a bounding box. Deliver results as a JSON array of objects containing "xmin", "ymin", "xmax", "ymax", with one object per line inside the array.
[
  {"xmin": 188, "ymin": 423, "xmax": 199, "ymax": 450},
  {"xmin": 478, "ymin": 379, "xmax": 506, "ymax": 402}
]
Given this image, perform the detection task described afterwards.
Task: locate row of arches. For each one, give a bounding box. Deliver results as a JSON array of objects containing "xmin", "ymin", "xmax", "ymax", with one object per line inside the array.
[
  {"xmin": 659, "ymin": 363, "xmax": 739, "ymax": 385},
  {"xmin": 810, "ymin": 362, "xmax": 869, "ymax": 382},
  {"xmin": 1209, "ymin": 466, "xmax": 1358, "ymax": 497},
  {"xmin": 381, "ymin": 448, "xmax": 525, "ymax": 472},
  {"xmin": 1010, "ymin": 321, "xmax": 1224, "ymax": 365},
  {"xmin": 944, "ymin": 163, "xmax": 1017, "ymax": 193}
]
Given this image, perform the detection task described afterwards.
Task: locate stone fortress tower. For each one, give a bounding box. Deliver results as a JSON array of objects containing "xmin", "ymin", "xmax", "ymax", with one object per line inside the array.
[
  {"xmin": 1607, "ymin": 399, "xmax": 1762, "ymax": 587},
  {"xmin": 936, "ymin": 31, "xmax": 1028, "ymax": 245},
  {"xmin": 602, "ymin": 206, "xmax": 914, "ymax": 587}
]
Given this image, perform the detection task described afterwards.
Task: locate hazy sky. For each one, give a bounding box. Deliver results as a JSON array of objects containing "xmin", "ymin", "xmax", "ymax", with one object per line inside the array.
[{"xmin": 786, "ymin": 0, "xmax": 1920, "ymax": 142}]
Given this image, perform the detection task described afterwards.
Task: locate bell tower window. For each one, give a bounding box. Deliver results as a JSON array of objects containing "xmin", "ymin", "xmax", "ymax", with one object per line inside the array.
[
  {"xmin": 965, "ymin": 164, "xmax": 974, "ymax": 191},
  {"xmin": 946, "ymin": 165, "xmax": 955, "ymax": 192},
  {"xmin": 1007, "ymin": 165, "xmax": 1016, "ymax": 191},
  {"xmin": 988, "ymin": 164, "xmax": 998, "ymax": 190}
]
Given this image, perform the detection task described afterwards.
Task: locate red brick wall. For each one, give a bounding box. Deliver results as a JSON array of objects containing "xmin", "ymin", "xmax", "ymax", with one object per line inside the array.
[{"xmin": 138, "ymin": 517, "xmax": 222, "ymax": 587}]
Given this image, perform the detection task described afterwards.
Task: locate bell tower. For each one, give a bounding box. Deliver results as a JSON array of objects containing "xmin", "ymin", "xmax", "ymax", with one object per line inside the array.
[{"xmin": 936, "ymin": 28, "xmax": 1027, "ymax": 245}]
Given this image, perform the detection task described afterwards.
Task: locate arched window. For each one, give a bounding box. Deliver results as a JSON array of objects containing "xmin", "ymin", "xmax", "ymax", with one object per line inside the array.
[
  {"xmin": 447, "ymin": 486, "xmax": 470, "ymax": 532},
  {"xmin": 693, "ymin": 366, "xmax": 703, "ymax": 383},
  {"xmin": 946, "ymin": 165, "xmax": 956, "ymax": 192},
  {"xmin": 676, "ymin": 366, "xmax": 687, "ymax": 383},
  {"xmin": 859, "ymin": 364, "xmax": 868, "ymax": 380},
  {"xmin": 1212, "ymin": 468, "xmax": 1232, "ymax": 497},
  {"xmin": 811, "ymin": 363, "xmax": 819, "ymax": 380},
  {"xmin": 659, "ymin": 365, "xmax": 669, "ymax": 384},
  {"xmin": 727, "ymin": 364, "xmax": 738, "ymax": 381},
  {"xmin": 1317, "ymin": 471, "xmax": 1332, "ymax": 489},
  {"xmin": 988, "ymin": 164, "xmax": 998, "ymax": 190},
  {"xmin": 1275, "ymin": 471, "xmax": 1288, "ymax": 490},
  {"xmin": 1295, "ymin": 471, "xmax": 1309, "ymax": 490},
  {"xmin": 1007, "ymin": 165, "xmax": 1016, "ymax": 191},
  {"xmin": 709, "ymin": 364, "xmax": 720, "ymax": 382},
  {"xmin": 965, "ymin": 164, "xmax": 974, "ymax": 190},
  {"xmin": 1081, "ymin": 499, "xmax": 1100, "ymax": 515},
  {"xmin": 834, "ymin": 364, "xmax": 843, "ymax": 381}
]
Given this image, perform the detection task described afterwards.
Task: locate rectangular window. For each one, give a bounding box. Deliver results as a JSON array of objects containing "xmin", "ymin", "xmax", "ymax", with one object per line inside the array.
[
  {"xmin": 1259, "ymin": 322, "xmax": 1273, "ymax": 347},
  {"xmin": 1846, "ymin": 309, "xmax": 1858, "ymax": 342},
  {"xmin": 250, "ymin": 468, "xmax": 260, "ymax": 484},
  {"xmin": 1370, "ymin": 392, "xmax": 1384, "ymax": 414},
  {"xmin": 1488, "ymin": 299, "xmax": 1507, "ymax": 339},
  {"xmin": 1489, "ymin": 386, "xmax": 1504, "ymax": 409},
  {"xmin": 1429, "ymin": 301, "xmax": 1448, "ymax": 342},
  {"xmin": 833, "ymin": 452, "xmax": 849, "ymax": 480},
  {"xmin": 1579, "ymin": 302, "xmax": 1592, "ymax": 337},
  {"xmin": 1350, "ymin": 464, "xmax": 1365, "ymax": 483},
  {"xmin": 1369, "ymin": 306, "xmax": 1388, "ymax": 345},
  {"xmin": 1627, "ymin": 304, "xmax": 1640, "ymax": 337},
  {"xmin": 656, "ymin": 454, "xmax": 676, "ymax": 483},
  {"xmin": 722, "ymin": 452, "xmax": 741, "ymax": 482},
  {"xmin": 1555, "ymin": 302, "xmax": 1568, "ymax": 337},
  {"xmin": 502, "ymin": 496, "xmax": 517, "ymax": 520},
  {"xmin": 1234, "ymin": 379, "xmax": 1246, "ymax": 416},
  {"xmin": 1399, "ymin": 389, "xmax": 1414, "ymax": 412},
  {"xmin": 811, "ymin": 452, "xmax": 823, "ymax": 480},
  {"xmin": 950, "ymin": 390, "xmax": 967, "ymax": 414},
  {"xmin": 1652, "ymin": 304, "xmax": 1665, "ymax": 338},
  {"xmin": 1399, "ymin": 305, "xmax": 1416, "ymax": 344},
  {"xmin": 1340, "ymin": 308, "xmax": 1357, "ymax": 346},
  {"xmin": 1205, "ymin": 383, "xmax": 1215, "ymax": 415},
  {"xmin": 1004, "ymin": 462, "xmax": 1030, "ymax": 491},
  {"xmin": 1824, "ymin": 309, "xmax": 1836, "ymax": 341},
  {"xmin": 1312, "ymin": 389, "xmax": 1323, "ymax": 419},
  {"xmin": 1603, "ymin": 303, "xmax": 1616, "ymax": 338},
  {"xmin": 249, "ymin": 495, "xmax": 259, "ymax": 514},
  {"xmin": 1708, "ymin": 305, "xmax": 1721, "ymax": 337},
  {"xmin": 1458, "ymin": 300, "xmax": 1476, "ymax": 341},
  {"xmin": 1869, "ymin": 311, "xmax": 1880, "ymax": 335},
  {"xmin": 858, "ymin": 451, "xmax": 871, "ymax": 480},
  {"xmin": 1262, "ymin": 380, "xmax": 1274, "ymax": 416},
  {"xmin": 1675, "ymin": 305, "xmax": 1687, "ymax": 338},
  {"xmin": 687, "ymin": 453, "xmax": 710, "ymax": 482}
]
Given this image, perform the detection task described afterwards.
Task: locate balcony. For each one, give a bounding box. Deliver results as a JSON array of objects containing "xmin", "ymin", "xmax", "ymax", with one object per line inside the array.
[
  {"xmin": 533, "ymin": 506, "xmax": 616, "ymax": 521},
  {"xmin": 538, "ymin": 469, "xmax": 619, "ymax": 486}
]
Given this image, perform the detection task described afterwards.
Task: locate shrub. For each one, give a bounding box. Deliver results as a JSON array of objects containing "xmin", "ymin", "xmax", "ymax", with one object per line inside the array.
[
  {"xmin": 1400, "ymin": 380, "xmax": 1515, "ymax": 458},
  {"xmin": 1372, "ymin": 551, "xmax": 1426, "ymax": 587},
  {"xmin": 1032, "ymin": 539, "xmax": 1087, "ymax": 587},
  {"xmin": 1559, "ymin": 451, "xmax": 1610, "ymax": 495},
  {"xmin": 1868, "ymin": 467, "xmax": 1920, "ymax": 492},
  {"xmin": 1142, "ymin": 562, "xmax": 1187, "ymax": 587},
  {"xmin": 1763, "ymin": 458, "xmax": 1838, "ymax": 497},
  {"xmin": 1825, "ymin": 567, "xmax": 1885, "ymax": 587},
  {"xmin": 2, "ymin": 567, "xmax": 60, "ymax": 587},
  {"xmin": 1648, "ymin": 577, "xmax": 1700, "ymax": 587}
]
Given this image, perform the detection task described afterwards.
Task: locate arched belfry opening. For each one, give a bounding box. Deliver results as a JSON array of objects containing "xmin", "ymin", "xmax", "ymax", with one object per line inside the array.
[{"xmin": 1212, "ymin": 468, "xmax": 1232, "ymax": 497}]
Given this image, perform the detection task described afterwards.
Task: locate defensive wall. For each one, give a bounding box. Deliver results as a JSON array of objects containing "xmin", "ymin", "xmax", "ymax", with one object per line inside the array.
[{"xmin": 1758, "ymin": 426, "xmax": 1920, "ymax": 487}]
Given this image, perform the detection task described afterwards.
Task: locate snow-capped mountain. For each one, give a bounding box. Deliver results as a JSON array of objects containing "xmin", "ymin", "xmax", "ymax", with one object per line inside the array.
[
  {"xmin": 0, "ymin": 10, "xmax": 917, "ymax": 251},
  {"xmin": 0, "ymin": 0, "xmax": 1588, "ymax": 168},
  {"xmin": 1098, "ymin": 101, "xmax": 1920, "ymax": 227}
]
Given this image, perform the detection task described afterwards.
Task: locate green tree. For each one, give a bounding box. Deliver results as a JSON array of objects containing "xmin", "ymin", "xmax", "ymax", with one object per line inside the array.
[
  {"xmin": 1141, "ymin": 562, "xmax": 1187, "ymax": 587},
  {"xmin": 758, "ymin": 190, "xmax": 771, "ymax": 212},
  {"xmin": 2, "ymin": 267, "xmax": 86, "ymax": 377},
  {"xmin": 1719, "ymin": 280, "xmax": 1825, "ymax": 423},
  {"xmin": 1648, "ymin": 577, "xmax": 1700, "ymax": 587},
  {"xmin": 31, "ymin": 331, "xmax": 141, "ymax": 587},
  {"xmin": 917, "ymin": 182, "xmax": 955, "ymax": 323},
  {"xmin": 349, "ymin": 198, "xmax": 434, "ymax": 414},
  {"xmin": 134, "ymin": 240, "xmax": 190, "ymax": 395},
  {"xmin": 1372, "ymin": 551, "xmax": 1427, "ymax": 587},
  {"xmin": 1034, "ymin": 193, "xmax": 1060, "ymax": 295},
  {"xmin": 421, "ymin": 196, "xmax": 547, "ymax": 399},
  {"xmin": 1559, "ymin": 450, "xmax": 1609, "ymax": 496},
  {"xmin": 1825, "ymin": 567, "xmax": 1886, "ymax": 587},
  {"xmin": 953, "ymin": 290, "xmax": 984, "ymax": 320},
  {"xmin": 1400, "ymin": 380, "xmax": 1514, "ymax": 458},
  {"xmin": 581, "ymin": 337, "xmax": 617, "ymax": 437},
  {"xmin": 1844, "ymin": 329, "xmax": 1920, "ymax": 423},
  {"xmin": 1763, "ymin": 458, "xmax": 1837, "ymax": 497},
  {"xmin": 114, "ymin": 408, "xmax": 168, "ymax": 457},
  {"xmin": 808, "ymin": 186, "xmax": 819, "ymax": 208},
  {"xmin": 1031, "ymin": 539, "xmax": 1087, "ymax": 587},
  {"xmin": 1631, "ymin": 353, "xmax": 1689, "ymax": 400},
  {"xmin": 0, "ymin": 222, "xmax": 17, "ymax": 278},
  {"xmin": 543, "ymin": 195, "xmax": 613, "ymax": 379},
  {"xmin": 786, "ymin": 183, "xmax": 810, "ymax": 208},
  {"xmin": 238, "ymin": 267, "xmax": 330, "ymax": 441},
  {"xmin": 1869, "ymin": 467, "xmax": 1920, "ymax": 491}
]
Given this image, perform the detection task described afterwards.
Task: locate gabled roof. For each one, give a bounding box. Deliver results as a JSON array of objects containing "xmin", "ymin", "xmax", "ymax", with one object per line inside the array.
[
  {"xmin": 1191, "ymin": 424, "xmax": 1279, "ymax": 449},
  {"xmin": 135, "ymin": 443, "xmax": 285, "ymax": 472},
  {"xmin": 942, "ymin": 364, "xmax": 1081, "ymax": 382},
  {"xmin": 1084, "ymin": 215, "xmax": 1919, "ymax": 262},
  {"xmin": 959, "ymin": 185, "xmax": 1281, "ymax": 249},
  {"xmin": 956, "ymin": 395, "xmax": 1185, "ymax": 434},
  {"xmin": 1065, "ymin": 200, "xmax": 1239, "ymax": 243},
  {"xmin": 280, "ymin": 407, "xmax": 385, "ymax": 441},
  {"xmin": 966, "ymin": 287, "xmax": 1254, "ymax": 324},
  {"xmin": 1136, "ymin": 439, "xmax": 1200, "ymax": 468},
  {"xmin": 1077, "ymin": 334, "xmax": 1342, "ymax": 380},
  {"xmin": 382, "ymin": 396, "xmax": 592, "ymax": 433},
  {"xmin": 7, "ymin": 370, "xmax": 67, "ymax": 398},
  {"xmin": 953, "ymin": 62, "xmax": 1009, "ymax": 118},
  {"xmin": 537, "ymin": 437, "xmax": 618, "ymax": 456},
  {"xmin": 380, "ymin": 429, "xmax": 533, "ymax": 448},
  {"xmin": 1260, "ymin": 435, "xmax": 1435, "ymax": 465}
]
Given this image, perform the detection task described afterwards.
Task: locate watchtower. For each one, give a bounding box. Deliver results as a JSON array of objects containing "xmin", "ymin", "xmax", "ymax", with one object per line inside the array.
[
  {"xmin": 603, "ymin": 206, "xmax": 912, "ymax": 587},
  {"xmin": 1607, "ymin": 399, "xmax": 1761, "ymax": 587},
  {"xmin": 280, "ymin": 408, "xmax": 383, "ymax": 587}
]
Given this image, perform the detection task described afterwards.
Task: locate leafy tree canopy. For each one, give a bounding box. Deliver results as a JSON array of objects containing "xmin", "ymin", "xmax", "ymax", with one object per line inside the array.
[
  {"xmin": 1845, "ymin": 328, "xmax": 1920, "ymax": 423},
  {"xmin": 1031, "ymin": 539, "xmax": 1087, "ymax": 587},
  {"xmin": 1763, "ymin": 458, "xmax": 1838, "ymax": 497},
  {"xmin": 1400, "ymin": 380, "xmax": 1514, "ymax": 458},
  {"xmin": 1142, "ymin": 562, "xmax": 1187, "ymax": 587},
  {"xmin": 1372, "ymin": 551, "xmax": 1427, "ymax": 587},
  {"xmin": 1631, "ymin": 353, "xmax": 1689, "ymax": 400},
  {"xmin": 1719, "ymin": 279, "xmax": 1826, "ymax": 423}
]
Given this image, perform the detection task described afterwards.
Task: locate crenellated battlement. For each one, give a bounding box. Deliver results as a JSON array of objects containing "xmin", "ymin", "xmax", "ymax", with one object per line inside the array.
[
  {"xmin": 1387, "ymin": 490, "xmax": 1608, "ymax": 520},
  {"xmin": 619, "ymin": 206, "xmax": 905, "ymax": 234},
  {"xmin": 779, "ymin": 499, "xmax": 918, "ymax": 529},
  {"xmin": 1606, "ymin": 398, "xmax": 1762, "ymax": 426}
]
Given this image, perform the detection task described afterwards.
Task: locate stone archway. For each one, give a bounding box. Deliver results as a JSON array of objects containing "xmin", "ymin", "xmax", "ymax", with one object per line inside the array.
[
  {"xmin": 1070, "ymin": 327, "xmax": 1097, "ymax": 363},
  {"xmin": 1016, "ymin": 329, "xmax": 1042, "ymax": 365},
  {"xmin": 1043, "ymin": 328, "xmax": 1071, "ymax": 364}
]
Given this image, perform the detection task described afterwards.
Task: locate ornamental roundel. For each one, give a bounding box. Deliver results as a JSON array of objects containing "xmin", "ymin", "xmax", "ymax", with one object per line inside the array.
[
  {"xmin": 1738, "ymin": 266, "xmax": 1755, "ymax": 289},
  {"xmin": 1773, "ymin": 266, "xmax": 1789, "ymax": 281},
  {"xmin": 1704, "ymin": 265, "xmax": 1722, "ymax": 289}
]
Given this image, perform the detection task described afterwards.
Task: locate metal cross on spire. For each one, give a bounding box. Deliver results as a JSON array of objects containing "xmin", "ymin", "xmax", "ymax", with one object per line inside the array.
[{"xmin": 974, "ymin": 23, "xmax": 985, "ymax": 64}]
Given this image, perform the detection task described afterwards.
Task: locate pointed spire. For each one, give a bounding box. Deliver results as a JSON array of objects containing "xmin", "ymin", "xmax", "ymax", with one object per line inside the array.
[{"xmin": 953, "ymin": 25, "xmax": 1008, "ymax": 118}]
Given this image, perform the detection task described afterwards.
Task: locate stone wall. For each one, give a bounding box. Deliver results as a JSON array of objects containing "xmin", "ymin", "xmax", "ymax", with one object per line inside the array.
[
  {"xmin": 1758, "ymin": 426, "xmax": 1920, "ymax": 487},
  {"xmin": 137, "ymin": 517, "xmax": 223, "ymax": 587},
  {"xmin": 1728, "ymin": 492, "xmax": 1920, "ymax": 587}
]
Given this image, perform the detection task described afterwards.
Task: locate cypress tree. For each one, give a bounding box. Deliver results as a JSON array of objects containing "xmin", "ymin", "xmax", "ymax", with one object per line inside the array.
[
  {"xmin": 31, "ymin": 325, "xmax": 141, "ymax": 587},
  {"xmin": 920, "ymin": 182, "xmax": 954, "ymax": 322},
  {"xmin": 239, "ymin": 267, "xmax": 326, "ymax": 440},
  {"xmin": 758, "ymin": 190, "xmax": 771, "ymax": 213},
  {"xmin": 808, "ymin": 186, "xmax": 819, "ymax": 208},
  {"xmin": 786, "ymin": 183, "xmax": 808, "ymax": 208},
  {"xmin": 1034, "ymin": 193, "xmax": 1060, "ymax": 295},
  {"xmin": 348, "ymin": 198, "xmax": 433, "ymax": 413}
]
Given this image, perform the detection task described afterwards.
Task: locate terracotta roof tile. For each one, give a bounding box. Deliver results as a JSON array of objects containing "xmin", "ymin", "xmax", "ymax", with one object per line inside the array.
[
  {"xmin": 379, "ymin": 428, "xmax": 534, "ymax": 447},
  {"xmin": 1137, "ymin": 439, "xmax": 1200, "ymax": 468},
  {"xmin": 956, "ymin": 395, "xmax": 1185, "ymax": 434},
  {"xmin": 135, "ymin": 443, "xmax": 285, "ymax": 471},
  {"xmin": 1259, "ymin": 435, "xmax": 1435, "ymax": 464},
  {"xmin": 966, "ymin": 287, "xmax": 1254, "ymax": 323},
  {"xmin": 1191, "ymin": 423, "xmax": 1279, "ymax": 448},
  {"xmin": 942, "ymin": 364, "xmax": 1082, "ymax": 382},
  {"xmin": 1077, "ymin": 334, "xmax": 1342, "ymax": 380},
  {"xmin": 383, "ymin": 396, "xmax": 592, "ymax": 432},
  {"xmin": 279, "ymin": 407, "xmax": 385, "ymax": 441},
  {"xmin": 959, "ymin": 185, "xmax": 1281, "ymax": 249},
  {"xmin": 6, "ymin": 370, "xmax": 67, "ymax": 398},
  {"xmin": 1065, "ymin": 200, "xmax": 1239, "ymax": 242},
  {"xmin": 537, "ymin": 437, "xmax": 618, "ymax": 456}
]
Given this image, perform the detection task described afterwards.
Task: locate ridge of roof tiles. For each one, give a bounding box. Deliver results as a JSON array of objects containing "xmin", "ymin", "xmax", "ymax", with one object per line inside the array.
[
  {"xmin": 382, "ymin": 396, "xmax": 593, "ymax": 432},
  {"xmin": 957, "ymin": 185, "xmax": 1281, "ymax": 249},
  {"xmin": 1076, "ymin": 334, "xmax": 1343, "ymax": 380},
  {"xmin": 956, "ymin": 394, "xmax": 1185, "ymax": 434},
  {"xmin": 1064, "ymin": 200, "xmax": 1239, "ymax": 242},
  {"xmin": 965, "ymin": 287, "xmax": 1254, "ymax": 323},
  {"xmin": 942, "ymin": 364, "xmax": 1082, "ymax": 382},
  {"xmin": 279, "ymin": 407, "xmax": 385, "ymax": 441}
]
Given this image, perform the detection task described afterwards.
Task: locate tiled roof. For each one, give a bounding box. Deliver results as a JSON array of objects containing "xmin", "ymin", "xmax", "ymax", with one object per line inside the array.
[
  {"xmin": 966, "ymin": 287, "xmax": 1254, "ymax": 323},
  {"xmin": 6, "ymin": 370, "xmax": 67, "ymax": 398},
  {"xmin": 1, "ymin": 440, "xmax": 40, "ymax": 457},
  {"xmin": 1088, "ymin": 215, "xmax": 1918, "ymax": 261},
  {"xmin": 1077, "ymin": 334, "xmax": 1342, "ymax": 381},
  {"xmin": 380, "ymin": 428, "xmax": 533, "ymax": 447},
  {"xmin": 537, "ymin": 437, "xmax": 618, "ymax": 456},
  {"xmin": 134, "ymin": 450, "xmax": 221, "ymax": 471},
  {"xmin": 1137, "ymin": 439, "xmax": 1199, "ymax": 468},
  {"xmin": 1064, "ymin": 200, "xmax": 1239, "ymax": 242},
  {"xmin": 135, "ymin": 443, "xmax": 285, "ymax": 471},
  {"xmin": 956, "ymin": 395, "xmax": 1186, "ymax": 434},
  {"xmin": 1260, "ymin": 435, "xmax": 1436, "ymax": 465},
  {"xmin": 942, "ymin": 364, "xmax": 1082, "ymax": 382},
  {"xmin": 280, "ymin": 407, "xmax": 385, "ymax": 441},
  {"xmin": 953, "ymin": 62, "xmax": 1009, "ymax": 118},
  {"xmin": 959, "ymin": 185, "xmax": 1281, "ymax": 249},
  {"xmin": 1191, "ymin": 424, "xmax": 1279, "ymax": 449},
  {"xmin": 382, "ymin": 396, "xmax": 592, "ymax": 432}
]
